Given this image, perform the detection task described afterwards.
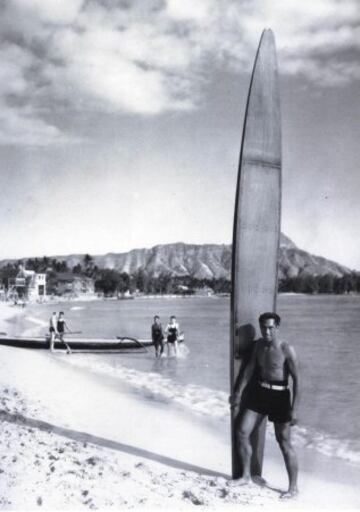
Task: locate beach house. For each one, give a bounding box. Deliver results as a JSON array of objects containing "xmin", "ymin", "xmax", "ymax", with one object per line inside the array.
[
  {"xmin": 53, "ymin": 272, "xmax": 95, "ymax": 298},
  {"xmin": 8, "ymin": 266, "xmax": 46, "ymax": 302}
]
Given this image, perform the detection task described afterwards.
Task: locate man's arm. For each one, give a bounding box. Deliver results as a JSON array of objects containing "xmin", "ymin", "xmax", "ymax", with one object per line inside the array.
[
  {"xmin": 229, "ymin": 341, "xmax": 258, "ymax": 407},
  {"xmin": 284, "ymin": 343, "xmax": 300, "ymax": 425}
]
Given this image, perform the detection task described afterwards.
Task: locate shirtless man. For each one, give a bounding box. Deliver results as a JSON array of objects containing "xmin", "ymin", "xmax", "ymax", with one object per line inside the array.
[
  {"xmin": 49, "ymin": 312, "xmax": 58, "ymax": 352},
  {"xmin": 229, "ymin": 312, "xmax": 299, "ymax": 499}
]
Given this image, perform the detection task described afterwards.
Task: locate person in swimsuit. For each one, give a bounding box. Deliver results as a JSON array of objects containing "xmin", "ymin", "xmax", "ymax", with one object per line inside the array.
[
  {"xmin": 165, "ymin": 315, "xmax": 180, "ymax": 357},
  {"xmin": 151, "ymin": 315, "xmax": 164, "ymax": 357},
  {"xmin": 57, "ymin": 311, "xmax": 72, "ymax": 354},
  {"xmin": 49, "ymin": 312, "xmax": 58, "ymax": 352},
  {"xmin": 229, "ymin": 312, "xmax": 300, "ymax": 499}
]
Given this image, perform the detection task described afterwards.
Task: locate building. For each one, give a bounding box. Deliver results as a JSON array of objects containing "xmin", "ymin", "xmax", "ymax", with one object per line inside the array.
[
  {"xmin": 53, "ymin": 273, "xmax": 95, "ymax": 297},
  {"xmin": 8, "ymin": 266, "xmax": 46, "ymax": 302}
]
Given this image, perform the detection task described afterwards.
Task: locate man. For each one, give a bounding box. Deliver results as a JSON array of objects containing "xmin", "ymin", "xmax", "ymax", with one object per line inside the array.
[
  {"xmin": 229, "ymin": 312, "xmax": 299, "ymax": 499},
  {"xmin": 165, "ymin": 315, "xmax": 180, "ymax": 357},
  {"xmin": 49, "ymin": 312, "xmax": 58, "ymax": 352},
  {"xmin": 57, "ymin": 311, "xmax": 72, "ymax": 354},
  {"xmin": 151, "ymin": 315, "xmax": 164, "ymax": 358}
]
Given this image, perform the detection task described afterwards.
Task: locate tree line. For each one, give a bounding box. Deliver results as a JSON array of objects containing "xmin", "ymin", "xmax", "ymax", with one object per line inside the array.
[{"xmin": 0, "ymin": 255, "xmax": 359, "ymax": 295}]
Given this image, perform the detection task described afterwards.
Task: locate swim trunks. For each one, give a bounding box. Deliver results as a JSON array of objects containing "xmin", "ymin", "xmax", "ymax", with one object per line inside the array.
[{"xmin": 245, "ymin": 381, "xmax": 292, "ymax": 423}]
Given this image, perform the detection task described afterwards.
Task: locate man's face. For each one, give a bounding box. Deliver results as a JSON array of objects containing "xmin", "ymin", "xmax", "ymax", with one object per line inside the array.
[
  {"xmin": 260, "ymin": 318, "xmax": 278, "ymax": 343},
  {"xmin": 154, "ymin": 317, "xmax": 160, "ymax": 324}
]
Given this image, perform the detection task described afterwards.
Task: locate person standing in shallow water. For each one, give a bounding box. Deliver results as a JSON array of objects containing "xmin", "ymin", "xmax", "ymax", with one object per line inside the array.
[
  {"xmin": 229, "ymin": 312, "xmax": 300, "ymax": 499},
  {"xmin": 151, "ymin": 315, "xmax": 164, "ymax": 358},
  {"xmin": 49, "ymin": 312, "xmax": 58, "ymax": 352},
  {"xmin": 165, "ymin": 315, "xmax": 180, "ymax": 357},
  {"xmin": 57, "ymin": 311, "xmax": 72, "ymax": 354}
]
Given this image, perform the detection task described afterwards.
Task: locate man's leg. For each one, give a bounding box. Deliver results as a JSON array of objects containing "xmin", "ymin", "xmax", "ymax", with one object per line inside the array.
[
  {"xmin": 274, "ymin": 422, "xmax": 298, "ymax": 498},
  {"xmin": 50, "ymin": 331, "xmax": 55, "ymax": 352},
  {"xmin": 230, "ymin": 409, "xmax": 264, "ymax": 485}
]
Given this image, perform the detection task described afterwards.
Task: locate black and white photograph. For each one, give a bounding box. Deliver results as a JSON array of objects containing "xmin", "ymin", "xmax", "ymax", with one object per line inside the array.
[{"xmin": 0, "ymin": 0, "xmax": 359, "ymax": 509}]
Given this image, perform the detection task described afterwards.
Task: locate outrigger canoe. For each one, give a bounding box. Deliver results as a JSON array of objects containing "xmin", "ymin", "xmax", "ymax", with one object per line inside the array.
[{"xmin": 0, "ymin": 334, "xmax": 185, "ymax": 352}]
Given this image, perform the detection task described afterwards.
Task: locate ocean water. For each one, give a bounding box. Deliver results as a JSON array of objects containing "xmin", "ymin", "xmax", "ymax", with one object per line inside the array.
[{"xmin": 11, "ymin": 294, "xmax": 360, "ymax": 466}]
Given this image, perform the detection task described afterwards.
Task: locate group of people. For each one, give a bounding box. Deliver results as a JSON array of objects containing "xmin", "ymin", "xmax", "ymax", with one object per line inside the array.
[
  {"xmin": 49, "ymin": 311, "xmax": 72, "ymax": 353},
  {"xmin": 151, "ymin": 315, "xmax": 181, "ymax": 358},
  {"xmin": 47, "ymin": 305, "xmax": 299, "ymax": 498}
]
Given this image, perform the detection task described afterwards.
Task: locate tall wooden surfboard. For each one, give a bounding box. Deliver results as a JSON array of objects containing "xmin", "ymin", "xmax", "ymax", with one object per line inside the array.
[{"xmin": 230, "ymin": 29, "xmax": 282, "ymax": 479}]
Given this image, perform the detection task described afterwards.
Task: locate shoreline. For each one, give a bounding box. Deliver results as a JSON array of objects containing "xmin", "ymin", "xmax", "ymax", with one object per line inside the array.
[
  {"xmin": 0, "ymin": 302, "xmax": 359, "ymax": 509},
  {"xmin": 0, "ymin": 360, "xmax": 358, "ymax": 509}
]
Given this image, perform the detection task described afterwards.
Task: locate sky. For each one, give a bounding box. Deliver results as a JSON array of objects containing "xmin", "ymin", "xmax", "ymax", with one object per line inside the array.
[{"xmin": 0, "ymin": 0, "xmax": 359, "ymax": 269}]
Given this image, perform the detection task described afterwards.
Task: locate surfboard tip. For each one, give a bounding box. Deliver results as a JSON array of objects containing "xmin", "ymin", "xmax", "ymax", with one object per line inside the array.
[{"xmin": 260, "ymin": 28, "xmax": 276, "ymax": 44}]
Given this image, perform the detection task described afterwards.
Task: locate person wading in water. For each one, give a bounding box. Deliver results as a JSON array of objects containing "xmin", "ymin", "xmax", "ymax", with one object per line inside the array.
[
  {"xmin": 151, "ymin": 315, "xmax": 164, "ymax": 358},
  {"xmin": 57, "ymin": 311, "xmax": 72, "ymax": 354},
  {"xmin": 165, "ymin": 315, "xmax": 180, "ymax": 357}
]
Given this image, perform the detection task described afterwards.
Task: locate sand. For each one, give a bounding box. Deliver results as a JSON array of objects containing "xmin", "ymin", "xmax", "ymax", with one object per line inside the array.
[{"xmin": 0, "ymin": 302, "xmax": 359, "ymax": 511}]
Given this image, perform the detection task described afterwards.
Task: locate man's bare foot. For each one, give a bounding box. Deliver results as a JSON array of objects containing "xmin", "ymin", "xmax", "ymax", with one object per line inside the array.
[
  {"xmin": 227, "ymin": 477, "xmax": 253, "ymax": 487},
  {"xmin": 280, "ymin": 488, "xmax": 298, "ymax": 499},
  {"xmin": 252, "ymin": 475, "xmax": 267, "ymax": 486}
]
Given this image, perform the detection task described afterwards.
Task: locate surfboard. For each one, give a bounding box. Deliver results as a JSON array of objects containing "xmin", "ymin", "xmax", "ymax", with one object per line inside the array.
[{"xmin": 230, "ymin": 29, "xmax": 282, "ymax": 479}]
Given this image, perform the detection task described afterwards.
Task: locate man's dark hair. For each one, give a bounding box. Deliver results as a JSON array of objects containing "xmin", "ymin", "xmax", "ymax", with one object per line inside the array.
[
  {"xmin": 154, "ymin": 315, "xmax": 160, "ymax": 320},
  {"xmin": 59, "ymin": 311, "xmax": 64, "ymax": 315},
  {"xmin": 259, "ymin": 312, "xmax": 281, "ymax": 327}
]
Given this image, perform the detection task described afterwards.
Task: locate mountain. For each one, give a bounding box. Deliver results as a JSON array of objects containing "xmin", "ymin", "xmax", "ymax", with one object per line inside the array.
[{"xmin": 0, "ymin": 234, "xmax": 350, "ymax": 280}]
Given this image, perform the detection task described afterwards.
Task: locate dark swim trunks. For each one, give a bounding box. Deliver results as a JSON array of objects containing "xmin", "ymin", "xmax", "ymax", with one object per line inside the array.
[{"xmin": 246, "ymin": 382, "xmax": 292, "ymax": 423}]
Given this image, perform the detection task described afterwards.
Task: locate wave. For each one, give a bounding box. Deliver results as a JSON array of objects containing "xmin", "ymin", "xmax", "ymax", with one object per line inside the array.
[
  {"xmin": 70, "ymin": 306, "xmax": 85, "ymax": 311},
  {"xmin": 61, "ymin": 356, "xmax": 360, "ymax": 467},
  {"xmin": 25, "ymin": 316, "xmax": 48, "ymax": 327}
]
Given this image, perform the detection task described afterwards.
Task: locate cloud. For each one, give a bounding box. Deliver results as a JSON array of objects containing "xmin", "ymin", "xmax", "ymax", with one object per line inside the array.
[
  {"xmin": 215, "ymin": 0, "xmax": 360, "ymax": 85},
  {"xmin": 0, "ymin": 0, "xmax": 359, "ymax": 144}
]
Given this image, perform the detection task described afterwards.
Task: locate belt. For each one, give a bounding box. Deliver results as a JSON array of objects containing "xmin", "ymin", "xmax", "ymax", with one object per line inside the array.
[{"xmin": 259, "ymin": 381, "xmax": 288, "ymax": 391}]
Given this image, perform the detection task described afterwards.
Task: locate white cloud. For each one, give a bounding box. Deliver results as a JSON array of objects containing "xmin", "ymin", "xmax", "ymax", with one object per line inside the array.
[
  {"xmin": 166, "ymin": 0, "xmax": 214, "ymax": 22},
  {"xmin": 0, "ymin": 0, "xmax": 359, "ymax": 144},
  {"xmin": 13, "ymin": 0, "xmax": 84, "ymax": 24},
  {"xmin": 0, "ymin": 101, "xmax": 74, "ymax": 146}
]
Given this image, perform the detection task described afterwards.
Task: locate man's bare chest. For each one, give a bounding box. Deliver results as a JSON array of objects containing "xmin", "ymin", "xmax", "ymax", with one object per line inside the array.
[{"xmin": 257, "ymin": 344, "xmax": 286, "ymax": 374}]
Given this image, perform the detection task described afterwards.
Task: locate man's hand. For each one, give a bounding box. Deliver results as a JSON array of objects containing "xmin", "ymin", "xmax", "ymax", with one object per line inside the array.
[
  {"xmin": 290, "ymin": 409, "xmax": 299, "ymax": 426},
  {"xmin": 228, "ymin": 393, "xmax": 241, "ymax": 409}
]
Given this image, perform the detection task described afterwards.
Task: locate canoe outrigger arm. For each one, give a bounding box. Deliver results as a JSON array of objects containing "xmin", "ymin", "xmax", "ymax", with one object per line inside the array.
[{"xmin": 117, "ymin": 336, "xmax": 149, "ymax": 353}]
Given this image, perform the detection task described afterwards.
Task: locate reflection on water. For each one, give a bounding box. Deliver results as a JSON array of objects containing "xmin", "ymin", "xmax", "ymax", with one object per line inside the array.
[{"xmin": 152, "ymin": 356, "xmax": 179, "ymax": 380}]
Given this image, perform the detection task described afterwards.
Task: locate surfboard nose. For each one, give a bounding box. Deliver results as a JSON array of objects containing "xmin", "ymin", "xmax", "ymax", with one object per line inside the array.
[{"xmin": 242, "ymin": 28, "xmax": 281, "ymax": 168}]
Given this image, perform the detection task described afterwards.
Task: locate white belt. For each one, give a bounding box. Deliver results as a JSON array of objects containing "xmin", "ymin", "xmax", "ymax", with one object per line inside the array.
[{"xmin": 259, "ymin": 381, "xmax": 288, "ymax": 391}]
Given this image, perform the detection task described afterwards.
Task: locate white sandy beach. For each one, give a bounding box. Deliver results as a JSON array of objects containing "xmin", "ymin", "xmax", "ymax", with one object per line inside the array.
[{"xmin": 0, "ymin": 302, "xmax": 359, "ymax": 511}]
